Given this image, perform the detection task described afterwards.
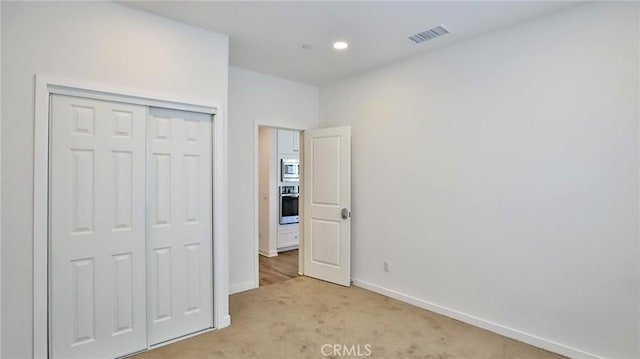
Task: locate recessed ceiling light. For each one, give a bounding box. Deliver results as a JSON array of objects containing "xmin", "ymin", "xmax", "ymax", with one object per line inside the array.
[{"xmin": 332, "ymin": 41, "xmax": 349, "ymax": 50}]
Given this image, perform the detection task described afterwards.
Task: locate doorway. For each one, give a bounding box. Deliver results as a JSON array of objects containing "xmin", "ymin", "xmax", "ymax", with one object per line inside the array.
[
  {"xmin": 256, "ymin": 126, "xmax": 303, "ymax": 286},
  {"xmin": 259, "ymin": 250, "xmax": 299, "ymax": 286},
  {"xmin": 253, "ymin": 123, "xmax": 352, "ymax": 290}
]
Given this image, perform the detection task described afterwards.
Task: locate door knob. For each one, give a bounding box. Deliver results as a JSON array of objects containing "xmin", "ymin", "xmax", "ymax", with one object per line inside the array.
[{"xmin": 341, "ymin": 208, "xmax": 350, "ymax": 220}]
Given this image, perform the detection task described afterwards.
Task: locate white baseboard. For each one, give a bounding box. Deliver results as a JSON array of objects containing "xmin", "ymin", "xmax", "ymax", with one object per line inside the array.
[
  {"xmin": 259, "ymin": 249, "xmax": 278, "ymax": 257},
  {"xmin": 149, "ymin": 327, "xmax": 215, "ymax": 350},
  {"xmin": 230, "ymin": 280, "xmax": 257, "ymax": 295},
  {"xmin": 351, "ymin": 278, "xmax": 602, "ymax": 359}
]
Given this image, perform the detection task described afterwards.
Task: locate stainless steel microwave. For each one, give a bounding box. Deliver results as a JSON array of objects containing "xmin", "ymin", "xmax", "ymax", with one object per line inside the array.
[{"xmin": 281, "ymin": 159, "xmax": 300, "ymax": 182}]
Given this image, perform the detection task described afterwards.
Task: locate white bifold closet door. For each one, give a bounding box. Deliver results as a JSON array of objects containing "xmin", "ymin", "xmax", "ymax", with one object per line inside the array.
[
  {"xmin": 50, "ymin": 95, "xmax": 148, "ymax": 358},
  {"xmin": 50, "ymin": 96, "xmax": 213, "ymax": 358},
  {"xmin": 147, "ymin": 107, "xmax": 213, "ymax": 346}
]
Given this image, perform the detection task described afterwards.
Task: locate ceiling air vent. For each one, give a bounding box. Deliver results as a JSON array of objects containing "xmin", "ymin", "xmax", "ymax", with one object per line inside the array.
[{"xmin": 408, "ymin": 25, "xmax": 451, "ymax": 44}]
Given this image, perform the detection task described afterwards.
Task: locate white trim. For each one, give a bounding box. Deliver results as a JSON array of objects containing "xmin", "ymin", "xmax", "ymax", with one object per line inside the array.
[
  {"xmin": 41, "ymin": 76, "xmax": 216, "ymax": 114},
  {"xmin": 50, "ymin": 86, "xmax": 215, "ymax": 115},
  {"xmin": 259, "ymin": 249, "xmax": 278, "ymax": 257},
  {"xmin": 217, "ymin": 314, "xmax": 231, "ymax": 328},
  {"xmin": 252, "ymin": 124, "xmax": 261, "ymax": 291},
  {"xmin": 0, "ymin": 2, "xmax": 3, "ymax": 355},
  {"xmin": 33, "ymin": 75, "xmax": 50, "ymax": 359},
  {"xmin": 252, "ymin": 122, "xmax": 307, "ymax": 292},
  {"xmin": 351, "ymin": 278, "xmax": 603, "ymax": 359},
  {"xmin": 33, "ymin": 75, "xmax": 230, "ymax": 357},
  {"xmin": 212, "ymin": 103, "xmax": 230, "ymax": 331},
  {"xmin": 230, "ymin": 281, "xmax": 256, "ymax": 295},
  {"xmin": 268, "ymin": 131, "xmax": 279, "ymax": 266},
  {"xmin": 297, "ymin": 130, "xmax": 304, "ymax": 276},
  {"xmin": 147, "ymin": 328, "xmax": 215, "ymax": 350},
  {"xmin": 637, "ymin": 4, "xmax": 640, "ymax": 359}
]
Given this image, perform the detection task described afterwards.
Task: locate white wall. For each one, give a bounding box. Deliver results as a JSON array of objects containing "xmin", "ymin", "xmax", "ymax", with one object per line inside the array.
[
  {"xmin": 1, "ymin": 2, "xmax": 229, "ymax": 357},
  {"xmin": 0, "ymin": 2, "xmax": 3, "ymax": 356},
  {"xmin": 228, "ymin": 66, "xmax": 318, "ymax": 293},
  {"xmin": 320, "ymin": 2, "xmax": 639, "ymax": 358},
  {"xmin": 258, "ymin": 127, "xmax": 278, "ymax": 256}
]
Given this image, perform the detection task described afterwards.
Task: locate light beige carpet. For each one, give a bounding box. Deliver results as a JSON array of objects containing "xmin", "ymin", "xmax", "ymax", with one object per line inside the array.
[{"xmin": 135, "ymin": 276, "xmax": 563, "ymax": 358}]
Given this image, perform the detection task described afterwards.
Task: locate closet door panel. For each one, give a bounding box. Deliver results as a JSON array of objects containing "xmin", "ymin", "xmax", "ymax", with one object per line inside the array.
[
  {"xmin": 50, "ymin": 95, "xmax": 147, "ymax": 359},
  {"xmin": 148, "ymin": 108, "xmax": 213, "ymax": 345}
]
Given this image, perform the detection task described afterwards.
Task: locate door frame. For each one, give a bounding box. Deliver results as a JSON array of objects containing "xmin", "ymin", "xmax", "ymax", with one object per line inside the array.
[
  {"xmin": 33, "ymin": 75, "xmax": 230, "ymax": 358},
  {"xmin": 252, "ymin": 122, "xmax": 306, "ymax": 291}
]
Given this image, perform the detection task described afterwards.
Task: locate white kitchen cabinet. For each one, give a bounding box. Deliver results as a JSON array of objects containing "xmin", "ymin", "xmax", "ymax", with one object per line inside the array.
[
  {"xmin": 292, "ymin": 130, "xmax": 300, "ymax": 153},
  {"xmin": 278, "ymin": 223, "xmax": 299, "ymax": 251},
  {"xmin": 278, "ymin": 129, "xmax": 299, "ymax": 155},
  {"xmin": 278, "ymin": 231, "xmax": 299, "ymax": 249}
]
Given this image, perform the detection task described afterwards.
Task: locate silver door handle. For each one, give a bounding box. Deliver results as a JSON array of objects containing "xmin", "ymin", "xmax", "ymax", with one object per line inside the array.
[{"xmin": 341, "ymin": 208, "xmax": 350, "ymax": 220}]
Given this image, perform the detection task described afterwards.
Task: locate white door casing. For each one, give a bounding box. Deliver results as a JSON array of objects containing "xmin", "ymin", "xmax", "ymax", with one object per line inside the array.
[
  {"xmin": 147, "ymin": 108, "xmax": 213, "ymax": 345},
  {"xmin": 50, "ymin": 95, "xmax": 148, "ymax": 358},
  {"xmin": 303, "ymin": 126, "xmax": 351, "ymax": 286}
]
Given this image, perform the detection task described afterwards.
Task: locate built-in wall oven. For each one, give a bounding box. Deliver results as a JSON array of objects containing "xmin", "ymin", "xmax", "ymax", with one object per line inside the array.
[
  {"xmin": 281, "ymin": 159, "xmax": 300, "ymax": 182},
  {"xmin": 279, "ymin": 185, "xmax": 299, "ymax": 224}
]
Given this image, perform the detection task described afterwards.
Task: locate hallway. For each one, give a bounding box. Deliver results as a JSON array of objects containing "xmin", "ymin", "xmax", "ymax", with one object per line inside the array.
[{"xmin": 259, "ymin": 249, "xmax": 299, "ymax": 286}]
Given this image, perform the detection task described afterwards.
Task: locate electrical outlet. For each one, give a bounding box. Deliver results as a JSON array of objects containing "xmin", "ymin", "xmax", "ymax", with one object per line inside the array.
[{"xmin": 383, "ymin": 260, "xmax": 390, "ymax": 272}]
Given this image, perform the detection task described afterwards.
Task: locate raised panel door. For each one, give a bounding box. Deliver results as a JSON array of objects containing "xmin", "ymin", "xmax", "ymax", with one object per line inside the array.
[
  {"xmin": 50, "ymin": 95, "xmax": 147, "ymax": 358},
  {"xmin": 303, "ymin": 126, "xmax": 352, "ymax": 286},
  {"xmin": 147, "ymin": 107, "xmax": 213, "ymax": 345}
]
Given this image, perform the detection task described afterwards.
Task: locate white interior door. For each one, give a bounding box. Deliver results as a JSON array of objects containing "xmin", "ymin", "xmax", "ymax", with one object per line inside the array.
[
  {"xmin": 50, "ymin": 95, "xmax": 147, "ymax": 358},
  {"xmin": 147, "ymin": 107, "xmax": 213, "ymax": 345},
  {"xmin": 303, "ymin": 126, "xmax": 351, "ymax": 286}
]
